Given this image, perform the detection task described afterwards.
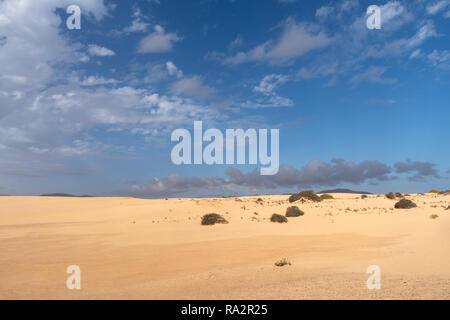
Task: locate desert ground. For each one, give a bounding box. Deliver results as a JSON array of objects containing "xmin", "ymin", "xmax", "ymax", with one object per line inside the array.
[{"xmin": 0, "ymin": 192, "xmax": 449, "ymax": 299}]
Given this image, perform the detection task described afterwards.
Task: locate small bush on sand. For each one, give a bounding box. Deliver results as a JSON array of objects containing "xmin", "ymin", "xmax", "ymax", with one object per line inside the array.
[
  {"xmin": 320, "ymin": 194, "xmax": 334, "ymax": 200},
  {"xmin": 201, "ymin": 213, "xmax": 228, "ymax": 225},
  {"xmin": 289, "ymin": 190, "xmax": 322, "ymax": 203},
  {"xmin": 446, "ymin": 206, "xmax": 450, "ymax": 210},
  {"xmin": 361, "ymin": 195, "xmax": 368, "ymax": 199},
  {"xmin": 285, "ymin": 206, "xmax": 304, "ymax": 217},
  {"xmin": 395, "ymin": 192, "xmax": 403, "ymax": 198},
  {"xmin": 271, "ymin": 214, "xmax": 288, "ymax": 223},
  {"xmin": 394, "ymin": 199, "xmax": 417, "ymax": 209},
  {"xmin": 430, "ymin": 214, "xmax": 439, "ymax": 219},
  {"xmin": 288, "ymin": 194, "xmax": 301, "ymax": 203},
  {"xmin": 429, "ymin": 189, "xmax": 439, "ymax": 194},
  {"xmin": 386, "ymin": 192, "xmax": 396, "ymax": 200},
  {"xmin": 274, "ymin": 258, "xmax": 291, "ymax": 267}
]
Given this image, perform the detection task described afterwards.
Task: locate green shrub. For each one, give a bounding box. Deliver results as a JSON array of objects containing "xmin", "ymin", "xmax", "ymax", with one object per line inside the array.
[
  {"xmin": 394, "ymin": 199, "xmax": 417, "ymax": 209},
  {"xmin": 201, "ymin": 213, "xmax": 228, "ymax": 225},
  {"xmin": 395, "ymin": 192, "xmax": 403, "ymax": 198},
  {"xmin": 385, "ymin": 192, "xmax": 396, "ymax": 200},
  {"xmin": 270, "ymin": 214, "xmax": 288, "ymax": 223},
  {"xmin": 288, "ymin": 194, "xmax": 301, "ymax": 203},
  {"xmin": 320, "ymin": 194, "xmax": 334, "ymax": 200},
  {"xmin": 288, "ymin": 190, "xmax": 322, "ymax": 203},
  {"xmin": 285, "ymin": 206, "xmax": 304, "ymax": 217}
]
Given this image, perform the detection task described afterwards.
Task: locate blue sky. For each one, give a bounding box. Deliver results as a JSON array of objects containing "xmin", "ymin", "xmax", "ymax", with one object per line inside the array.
[{"xmin": 0, "ymin": 0, "xmax": 449, "ymax": 197}]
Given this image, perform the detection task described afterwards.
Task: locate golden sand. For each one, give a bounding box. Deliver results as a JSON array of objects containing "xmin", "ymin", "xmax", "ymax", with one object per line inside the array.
[{"xmin": 0, "ymin": 193, "xmax": 449, "ymax": 299}]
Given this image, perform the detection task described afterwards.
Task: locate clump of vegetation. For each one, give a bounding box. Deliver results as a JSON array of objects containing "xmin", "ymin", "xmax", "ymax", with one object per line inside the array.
[
  {"xmin": 256, "ymin": 198, "xmax": 263, "ymax": 203},
  {"xmin": 320, "ymin": 194, "xmax": 334, "ymax": 200},
  {"xmin": 429, "ymin": 189, "xmax": 439, "ymax": 194},
  {"xmin": 430, "ymin": 214, "xmax": 439, "ymax": 219},
  {"xmin": 395, "ymin": 192, "xmax": 403, "ymax": 198},
  {"xmin": 288, "ymin": 190, "xmax": 322, "ymax": 203},
  {"xmin": 446, "ymin": 206, "xmax": 450, "ymax": 210},
  {"xmin": 361, "ymin": 195, "xmax": 368, "ymax": 199},
  {"xmin": 385, "ymin": 192, "xmax": 396, "ymax": 200},
  {"xmin": 201, "ymin": 213, "xmax": 229, "ymax": 225},
  {"xmin": 270, "ymin": 214, "xmax": 288, "ymax": 223},
  {"xmin": 274, "ymin": 258, "xmax": 291, "ymax": 267},
  {"xmin": 394, "ymin": 199, "xmax": 417, "ymax": 209},
  {"xmin": 285, "ymin": 206, "xmax": 304, "ymax": 217}
]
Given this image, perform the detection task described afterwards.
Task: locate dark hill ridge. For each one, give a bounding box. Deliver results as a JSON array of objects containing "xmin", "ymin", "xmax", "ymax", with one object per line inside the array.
[
  {"xmin": 40, "ymin": 193, "xmax": 94, "ymax": 197},
  {"xmin": 318, "ymin": 188, "xmax": 372, "ymax": 195}
]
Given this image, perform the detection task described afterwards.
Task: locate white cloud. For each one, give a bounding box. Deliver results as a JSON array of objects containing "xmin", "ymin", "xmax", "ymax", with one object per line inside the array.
[
  {"xmin": 426, "ymin": 0, "xmax": 450, "ymax": 15},
  {"xmin": 239, "ymin": 74, "xmax": 293, "ymax": 108},
  {"xmin": 80, "ymin": 76, "xmax": 120, "ymax": 86},
  {"xmin": 316, "ymin": 6, "xmax": 334, "ymax": 18},
  {"xmin": 124, "ymin": 8, "xmax": 149, "ymax": 33},
  {"xmin": 409, "ymin": 49, "xmax": 422, "ymax": 59},
  {"xmin": 170, "ymin": 76, "xmax": 215, "ymax": 98},
  {"xmin": 349, "ymin": 66, "xmax": 397, "ymax": 87},
  {"xmin": 253, "ymin": 74, "xmax": 289, "ymax": 94},
  {"xmin": 228, "ymin": 35, "xmax": 244, "ymax": 51},
  {"xmin": 225, "ymin": 19, "xmax": 332, "ymax": 65},
  {"xmin": 427, "ymin": 50, "xmax": 450, "ymax": 69},
  {"xmin": 87, "ymin": 44, "xmax": 116, "ymax": 57},
  {"xmin": 138, "ymin": 25, "xmax": 181, "ymax": 53},
  {"xmin": 166, "ymin": 61, "xmax": 183, "ymax": 78}
]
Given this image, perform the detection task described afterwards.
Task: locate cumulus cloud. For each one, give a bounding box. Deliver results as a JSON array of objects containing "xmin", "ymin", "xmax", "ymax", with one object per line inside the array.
[
  {"xmin": 394, "ymin": 160, "xmax": 440, "ymax": 182},
  {"xmin": 118, "ymin": 158, "xmax": 397, "ymax": 197},
  {"xmin": 87, "ymin": 44, "xmax": 116, "ymax": 57},
  {"xmin": 138, "ymin": 25, "xmax": 181, "ymax": 53},
  {"xmin": 170, "ymin": 76, "xmax": 215, "ymax": 98},
  {"xmin": 124, "ymin": 8, "xmax": 149, "ymax": 33},
  {"xmin": 166, "ymin": 61, "xmax": 183, "ymax": 78}
]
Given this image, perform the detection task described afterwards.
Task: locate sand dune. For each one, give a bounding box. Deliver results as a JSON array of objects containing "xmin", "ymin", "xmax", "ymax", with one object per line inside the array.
[{"xmin": 0, "ymin": 193, "xmax": 449, "ymax": 299}]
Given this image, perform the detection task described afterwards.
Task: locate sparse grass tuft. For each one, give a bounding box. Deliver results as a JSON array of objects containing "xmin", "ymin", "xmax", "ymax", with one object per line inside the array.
[
  {"xmin": 430, "ymin": 214, "xmax": 439, "ymax": 219},
  {"xmin": 429, "ymin": 189, "xmax": 439, "ymax": 194},
  {"xmin": 201, "ymin": 213, "xmax": 228, "ymax": 226},
  {"xmin": 274, "ymin": 258, "xmax": 291, "ymax": 267},
  {"xmin": 270, "ymin": 214, "xmax": 288, "ymax": 223}
]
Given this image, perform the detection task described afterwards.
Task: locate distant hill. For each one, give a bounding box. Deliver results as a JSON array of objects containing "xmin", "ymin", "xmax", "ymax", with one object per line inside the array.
[
  {"xmin": 40, "ymin": 193, "xmax": 94, "ymax": 197},
  {"xmin": 319, "ymin": 188, "xmax": 372, "ymax": 195},
  {"xmin": 0, "ymin": 194, "xmax": 10, "ymax": 196}
]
